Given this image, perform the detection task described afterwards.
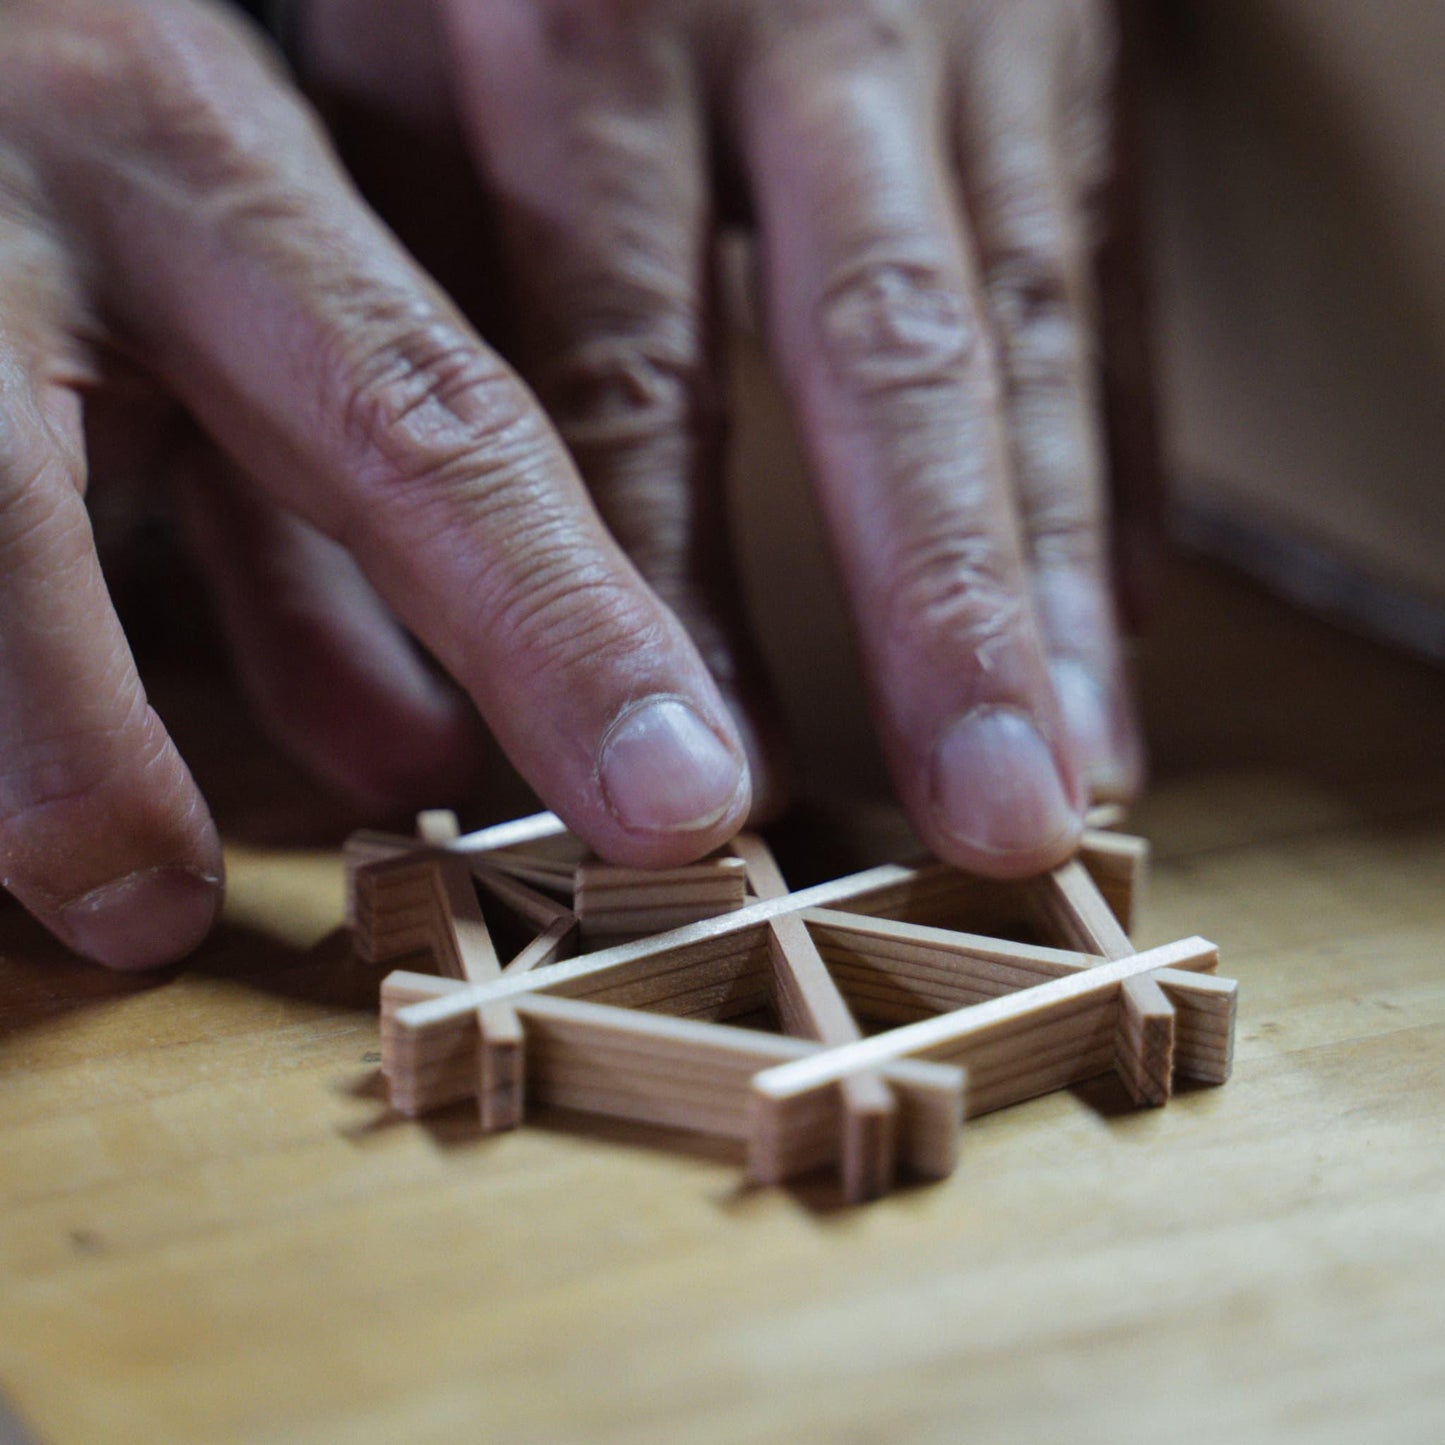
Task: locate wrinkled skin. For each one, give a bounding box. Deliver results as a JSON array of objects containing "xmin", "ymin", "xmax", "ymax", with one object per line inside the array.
[{"xmin": 0, "ymin": 0, "xmax": 1150, "ymax": 970}]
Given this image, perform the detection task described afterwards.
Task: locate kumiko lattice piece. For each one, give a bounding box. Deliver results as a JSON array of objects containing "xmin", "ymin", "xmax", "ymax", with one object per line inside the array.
[{"xmin": 349, "ymin": 810, "xmax": 1236, "ymax": 1203}]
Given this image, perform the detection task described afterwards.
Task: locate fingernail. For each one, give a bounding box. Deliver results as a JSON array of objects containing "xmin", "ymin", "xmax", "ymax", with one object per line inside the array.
[
  {"xmin": 60, "ymin": 867, "xmax": 223, "ymax": 971},
  {"xmin": 598, "ymin": 697, "xmax": 748, "ymax": 834},
  {"xmin": 932, "ymin": 705, "xmax": 1083, "ymax": 857},
  {"xmin": 1049, "ymin": 659, "xmax": 1140, "ymax": 803}
]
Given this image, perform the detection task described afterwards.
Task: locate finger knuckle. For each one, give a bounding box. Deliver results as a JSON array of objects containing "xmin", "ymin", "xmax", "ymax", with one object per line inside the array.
[
  {"xmin": 330, "ymin": 300, "xmax": 544, "ymax": 505},
  {"xmin": 883, "ymin": 531, "xmax": 1024, "ymax": 663},
  {"xmin": 986, "ymin": 245, "xmax": 1079, "ymax": 393},
  {"xmin": 486, "ymin": 543, "xmax": 666, "ymax": 684},
  {"xmin": 1027, "ymin": 490, "xmax": 1102, "ymax": 571},
  {"xmin": 815, "ymin": 256, "xmax": 994, "ymax": 403},
  {"xmin": 541, "ymin": 325, "xmax": 715, "ymax": 456},
  {"xmin": 9, "ymin": 2, "xmax": 284, "ymax": 190}
]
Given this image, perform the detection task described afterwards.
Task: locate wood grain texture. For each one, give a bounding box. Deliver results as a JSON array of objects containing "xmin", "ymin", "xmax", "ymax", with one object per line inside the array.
[
  {"xmin": 732, "ymin": 833, "xmax": 899, "ymax": 1202},
  {"xmin": 0, "ymin": 560, "xmax": 1442, "ymax": 1442}
]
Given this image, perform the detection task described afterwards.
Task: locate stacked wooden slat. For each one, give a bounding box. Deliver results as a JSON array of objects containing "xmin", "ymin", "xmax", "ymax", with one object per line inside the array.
[
  {"xmin": 573, "ymin": 856, "xmax": 750, "ymax": 944},
  {"xmin": 351, "ymin": 809, "xmax": 1238, "ymax": 1204}
]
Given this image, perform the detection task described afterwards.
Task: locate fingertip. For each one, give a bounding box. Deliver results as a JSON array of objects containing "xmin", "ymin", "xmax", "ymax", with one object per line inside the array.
[
  {"xmin": 594, "ymin": 695, "xmax": 752, "ymax": 864},
  {"xmin": 927, "ymin": 704, "xmax": 1085, "ymax": 879},
  {"xmin": 57, "ymin": 864, "xmax": 225, "ymax": 972}
]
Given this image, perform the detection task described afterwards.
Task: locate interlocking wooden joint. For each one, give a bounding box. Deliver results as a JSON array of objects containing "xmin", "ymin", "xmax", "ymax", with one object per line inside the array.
[{"xmin": 347, "ymin": 810, "xmax": 1236, "ymax": 1203}]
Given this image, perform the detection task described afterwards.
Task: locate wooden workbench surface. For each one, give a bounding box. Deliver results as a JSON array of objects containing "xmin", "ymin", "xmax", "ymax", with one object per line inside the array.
[{"xmin": 1, "ymin": 559, "xmax": 1442, "ymax": 1444}]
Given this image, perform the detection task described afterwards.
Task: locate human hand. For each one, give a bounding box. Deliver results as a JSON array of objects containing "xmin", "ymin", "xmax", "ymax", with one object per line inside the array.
[
  {"xmin": 0, "ymin": 0, "xmax": 756, "ymax": 969},
  {"xmin": 304, "ymin": 0, "xmax": 1150, "ymax": 862}
]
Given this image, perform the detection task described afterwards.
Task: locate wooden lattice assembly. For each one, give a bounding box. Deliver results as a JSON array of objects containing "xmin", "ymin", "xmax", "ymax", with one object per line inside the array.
[{"xmin": 348, "ymin": 809, "xmax": 1237, "ymax": 1202}]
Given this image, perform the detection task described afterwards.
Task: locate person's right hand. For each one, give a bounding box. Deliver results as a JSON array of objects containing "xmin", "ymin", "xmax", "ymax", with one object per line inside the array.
[{"xmin": 0, "ymin": 0, "xmax": 757, "ymax": 970}]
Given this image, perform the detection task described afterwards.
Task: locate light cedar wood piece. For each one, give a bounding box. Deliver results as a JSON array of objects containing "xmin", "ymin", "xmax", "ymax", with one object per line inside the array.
[
  {"xmin": 727, "ymin": 832, "xmax": 899, "ymax": 1200},
  {"xmin": 574, "ymin": 856, "xmax": 750, "ymax": 945},
  {"xmin": 350, "ymin": 810, "xmax": 1236, "ymax": 1202}
]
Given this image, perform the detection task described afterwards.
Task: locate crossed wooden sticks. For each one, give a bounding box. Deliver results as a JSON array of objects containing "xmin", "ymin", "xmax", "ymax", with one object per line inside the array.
[{"xmin": 349, "ymin": 810, "xmax": 1236, "ymax": 1203}]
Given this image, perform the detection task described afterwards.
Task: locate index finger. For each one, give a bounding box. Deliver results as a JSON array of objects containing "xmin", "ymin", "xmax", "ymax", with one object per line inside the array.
[{"xmin": 7, "ymin": 4, "xmax": 750, "ymax": 863}]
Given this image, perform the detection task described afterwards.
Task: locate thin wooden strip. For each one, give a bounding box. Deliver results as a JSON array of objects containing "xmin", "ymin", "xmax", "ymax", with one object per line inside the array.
[
  {"xmin": 747, "ymin": 1089, "xmax": 841, "ymax": 1184},
  {"xmin": 386, "ymin": 1013, "xmax": 474, "ymax": 1069},
  {"xmin": 555, "ymin": 933, "xmax": 771, "ymax": 1009},
  {"xmin": 841, "ymin": 983, "xmax": 1120, "ymax": 1064},
  {"xmin": 1078, "ymin": 830, "xmax": 1149, "ymax": 935},
  {"xmin": 433, "ymin": 857, "xmax": 502, "ymax": 984},
  {"xmin": 470, "ymin": 862, "xmax": 578, "ymax": 931},
  {"xmin": 1157, "ymin": 971, "xmax": 1238, "ymax": 1084},
  {"xmin": 518, "ymin": 994, "xmax": 956, "ymax": 1183},
  {"xmin": 935, "ymin": 1003, "xmax": 1118, "ymax": 1080},
  {"xmin": 428, "ymin": 859, "xmax": 532, "ymax": 1120},
  {"xmin": 356, "ymin": 872, "xmax": 438, "ymax": 900},
  {"xmin": 379, "ymin": 971, "xmax": 468, "ymax": 1012},
  {"xmin": 817, "ymin": 941, "xmax": 1076, "ymax": 994},
  {"xmin": 840, "ymin": 998, "xmax": 933, "ymax": 1026},
  {"xmin": 517, "ymin": 996, "xmax": 798, "ymax": 1139},
  {"xmin": 809, "ymin": 907, "xmax": 1098, "ymax": 976},
  {"xmin": 805, "ymin": 908, "xmax": 1102, "ymax": 969},
  {"xmin": 1115, "ymin": 974, "xmax": 1177, "ymax": 1106},
  {"xmin": 560, "ymin": 958, "xmax": 774, "ymax": 1018},
  {"xmin": 518, "ymin": 995, "xmax": 955, "ymax": 1097},
  {"xmin": 351, "ymin": 852, "xmax": 438, "ymax": 885},
  {"xmin": 390, "ymin": 993, "xmax": 959, "ymax": 1176},
  {"xmin": 355, "ymin": 898, "xmax": 441, "ymax": 929},
  {"xmin": 1026, "ymin": 858, "xmax": 1176, "ymax": 1108},
  {"xmin": 578, "ymin": 904, "xmax": 748, "ymax": 940},
  {"xmin": 1028, "ymin": 859, "xmax": 1135, "ymax": 959},
  {"xmin": 355, "ymin": 907, "xmax": 440, "ymax": 937},
  {"xmin": 344, "ymin": 828, "xmax": 418, "ymax": 860},
  {"xmin": 451, "ymin": 811, "xmax": 570, "ymax": 854},
  {"xmin": 831, "ymin": 865, "xmax": 1028, "ymax": 933},
  {"xmin": 350, "ymin": 856, "xmax": 441, "ymax": 954},
  {"xmin": 530, "ymin": 1050, "xmax": 780, "ymax": 1102},
  {"xmin": 764, "ymin": 911, "xmax": 898, "ymax": 1203},
  {"xmin": 475, "ymin": 856, "xmax": 575, "ymax": 894},
  {"xmin": 1154, "ymin": 968, "xmax": 1237, "ymax": 1006},
  {"xmin": 538, "ymin": 1080, "xmax": 755, "ymax": 1138},
  {"xmin": 826, "ymin": 972, "xmax": 997, "ymax": 1021},
  {"xmin": 416, "ymin": 809, "xmax": 461, "ymax": 844},
  {"xmin": 751, "ymin": 937, "xmax": 1218, "ymax": 1100},
  {"xmin": 502, "ymin": 918, "xmax": 578, "ymax": 976},
  {"xmin": 967, "ymin": 1046, "xmax": 1117, "ymax": 1117},
  {"xmin": 395, "ymin": 862, "xmax": 923, "ymax": 1027},
  {"xmin": 344, "ymin": 833, "xmax": 421, "ymax": 926},
  {"xmin": 826, "ymin": 959, "xmax": 1075, "ymax": 1017},
  {"xmin": 822, "ymin": 946, "xmax": 1084, "ymax": 999},
  {"xmin": 765, "ymin": 917, "xmax": 862, "ymax": 1043},
  {"xmin": 386, "ymin": 1053, "xmax": 476, "ymax": 1091},
  {"xmin": 477, "ymin": 1006, "xmax": 525, "ymax": 1132},
  {"xmin": 576, "ymin": 857, "xmax": 748, "ymax": 892},
  {"xmin": 838, "ymin": 976, "xmax": 1092, "ymax": 1034},
  {"xmin": 357, "ymin": 894, "xmax": 442, "ymax": 924},
  {"xmin": 726, "ymin": 832, "xmax": 789, "ymax": 899},
  {"xmin": 388, "ymin": 1040, "xmax": 476, "ymax": 1114}
]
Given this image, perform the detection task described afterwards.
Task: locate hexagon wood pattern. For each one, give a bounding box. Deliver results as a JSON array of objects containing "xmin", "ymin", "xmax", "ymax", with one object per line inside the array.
[{"xmin": 349, "ymin": 811, "xmax": 1236, "ymax": 1202}]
